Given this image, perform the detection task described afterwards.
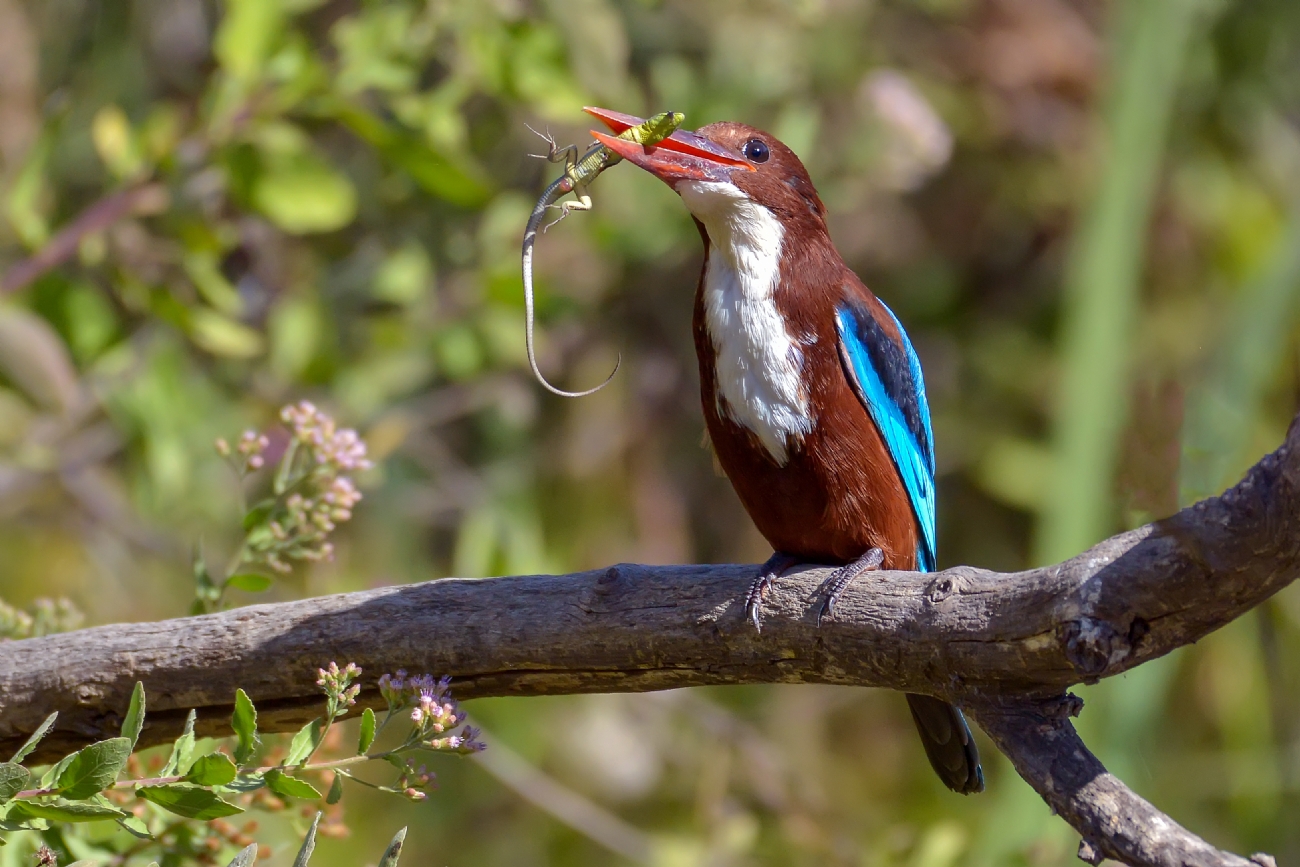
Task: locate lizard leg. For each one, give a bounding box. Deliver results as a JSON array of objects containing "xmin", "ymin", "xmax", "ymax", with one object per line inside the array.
[
  {"xmin": 541, "ymin": 192, "xmax": 593, "ymax": 232},
  {"xmin": 524, "ymin": 124, "xmax": 579, "ymax": 165}
]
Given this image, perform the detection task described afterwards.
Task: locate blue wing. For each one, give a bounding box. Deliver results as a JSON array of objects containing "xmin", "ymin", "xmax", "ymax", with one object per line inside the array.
[{"xmin": 835, "ymin": 297, "xmax": 937, "ymax": 572}]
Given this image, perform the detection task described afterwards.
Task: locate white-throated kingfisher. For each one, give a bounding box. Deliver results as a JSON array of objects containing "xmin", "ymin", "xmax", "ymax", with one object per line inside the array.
[{"xmin": 585, "ymin": 107, "xmax": 984, "ymax": 794}]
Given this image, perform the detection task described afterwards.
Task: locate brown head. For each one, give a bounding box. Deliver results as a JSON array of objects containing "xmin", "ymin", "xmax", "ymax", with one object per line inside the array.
[{"xmin": 585, "ymin": 108, "xmax": 828, "ymax": 240}]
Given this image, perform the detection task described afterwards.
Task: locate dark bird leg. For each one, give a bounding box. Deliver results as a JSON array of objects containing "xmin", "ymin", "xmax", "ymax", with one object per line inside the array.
[
  {"xmin": 745, "ymin": 552, "xmax": 799, "ymax": 631},
  {"xmin": 816, "ymin": 547, "xmax": 884, "ymax": 625},
  {"xmin": 905, "ymin": 694, "xmax": 985, "ymax": 794}
]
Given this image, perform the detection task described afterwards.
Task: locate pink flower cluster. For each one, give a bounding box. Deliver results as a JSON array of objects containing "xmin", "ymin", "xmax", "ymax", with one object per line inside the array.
[
  {"xmin": 281, "ymin": 401, "xmax": 374, "ymax": 472},
  {"xmin": 215, "ymin": 430, "xmax": 271, "ymax": 471},
  {"xmin": 397, "ymin": 758, "xmax": 434, "ymax": 801},
  {"xmin": 226, "ymin": 401, "xmax": 373, "ymax": 574},
  {"xmin": 316, "ymin": 661, "xmax": 362, "ymax": 709},
  {"xmin": 376, "ymin": 670, "xmax": 485, "ymax": 754}
]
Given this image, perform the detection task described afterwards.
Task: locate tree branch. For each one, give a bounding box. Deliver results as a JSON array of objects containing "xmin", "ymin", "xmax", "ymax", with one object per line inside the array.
[
  {"xmin": 2, "ymin": 419, "xmax": 1298, "ymax": 866},
  {"xmin": 1, "ymin": 182, "xmax": 168, "ymax": 296},
  {"xmin": 969, "ymin": 699, "xmax": 1277, "ymax": 867}
]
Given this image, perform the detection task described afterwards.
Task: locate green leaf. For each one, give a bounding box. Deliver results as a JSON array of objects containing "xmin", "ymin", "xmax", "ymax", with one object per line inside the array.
[
  {"xmin": 327, "ymin": 102, "xmax": 491, "ymax": 208},
  {"xmin": 325, "ymin": 772, "xmax": 343, "ymax": 805},
  {"xmin": 263, "ymin": 770, "xmax": 321, "ymax": 800},
  {"xmin": 58, "ymin": 737, "xmax": 131, "ymax": 799},
  {"xmin": 184, "ymin": 753, "xmax": 238, "ymax": 787},
  {"xmin": 121, "ymin": 682, "xmax": 146, "ymax": 748},
  {"xmin": 253, "ymin": 155, "xmax": 357, "ymax": 235},
  {"xmin": 163, "ymin": 710, "xmax": 197, "ymax": 777},
  {"xmin": 38, "ymin": 752, "xmax": 76, "ymax": 789},
  {"xmin": 9, "ymin": 712, "xmax": 57, "ymax": 763},
  {"xmin": 377, "ymin": 827, "xmax": 407, "ymax": 867},
  {"xmin": 116, "ymin": 815, "xmax": 152, "ymax": 839},
  {"xmin": 0, "ymin": 765, "xmax": 29, "ymax": 803},
  {"xmin": 292, "ymin": 811, "xmax": 321, "ymax": 867},
  {"xmin": 223, "ymin": 772, "xmax": 266, "ymax": 794},
  {"xmin": 284, "ymin": 718, "xmax": 323, "ymax": 767},
  {"xmin": 232, "ymin": 689, "xmax": 259, "ymax": 765},
  {"xmin": 225, "ymin": 843, "xmax": 259, "ymax": 867},
  {"xmin": 242, "ymin": 499, "xmax": 275, "ymax": 531},
  {"xmin": 137, "ymin": 783, "xmax": 243, "ymax": 820},
  {"xmin": 357, "ymin": 708, "xmax": 376, "ymax": 755},
  {"xmin": 193, "ymin": 546, "xmax": 216, "ymax": 594},
  {"xmin": 9, "ymin": 800, "xmax": 126, "ymax": 823},
  {"xmin": 224, "ymin": 573, "xmax": 273, "ymax": 593},
  {"xmin": 214, "ymin": 0, "xmax": 285, "ymax": 83},
  {"xmin": 190, "ymin": 309, "xmax": 265, "ymax": 359}
]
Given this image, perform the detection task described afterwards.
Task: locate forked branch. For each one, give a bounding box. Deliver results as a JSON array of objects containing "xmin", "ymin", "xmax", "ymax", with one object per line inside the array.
[{"xmin": 2, "ymin": 416, "xmax": 1299, "ymax": 866}]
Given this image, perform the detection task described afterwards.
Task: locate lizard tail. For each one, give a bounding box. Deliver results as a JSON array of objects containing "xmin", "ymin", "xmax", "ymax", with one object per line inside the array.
[{"xmin": 522, "ymin": 177, "xmax": 620, "ymax": 399}]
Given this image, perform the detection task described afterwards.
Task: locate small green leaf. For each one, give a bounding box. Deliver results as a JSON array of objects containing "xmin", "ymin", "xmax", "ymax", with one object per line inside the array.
[
  {"xmin": 223, "ymin": 772, "xmax": 266, "ymax": 794},
  {"xmin": 117, "ymin": 815, "xmax": 152, "ymax": 839},
  {"xmin": 0, "ymin": 765, "xmax": 29, "ymax": 803},
  {"xmin": 292, "ymin": 811, "xmax": 321, "ymax": 867},
  {"xmin": 163, "ymin": 710, "xmax": 197, "ymax": 777},
  {"xmin": 191, "ymin": 309, "xmax": 265, "ymax": 358},
  {"xmin": 232, "ymin": 690, "xmax": 259, "ymax": 765},
  {"xmin": 357, "ymin": 708, "xmax": 376, "ymax": 755},
  {"xmin": 377, "ymin": 827, "xmax": 407, "ymax": 867},
  {"xmin": 325, "ymin": 772, "xmax": 343, "ymax": 805},
  {"xmin": 9, "ymin": 799, "xmax": 126, "ymax": 823},
  {"xmin": 58, "ymin": 737, "xmax": 131, "ymax": 799},
  {"xmin": 184, "ymin": 753, "xmax": 238, "ymax": 787},
  {"xmin": 253, "ymin": 155, "xmax": 358, "ymax": 234},
  {"xmin": 10, "ymin": 712, "xmax": 57, "ymax": 763},
  {"xmin": 138, "ymin": 783, "xmax": 243, "ymax": 819},
  {"xmin": 243, "ymin": 500, "xmax": 275, "ymax": 531},
  {"xmin": 193, "ymin": 546, "xmax": 215, "ymax": 593},
  {"xmin": 226, "ymin": 843, "xmax": 258, "ymax": 867},
  {"xmin": 224, "ymin": 573, "xmax": 273, "ymax": 593},
  {"xmin": 284, "ymin": 719, "xmax": 323, "ymax": 767},
  {"xmin": 121, "ymin": 682, "xmax": 146, "ymax": 748},
  {"xmin": 38, "ymin": 751, "xmax": 76, "ymax": 789},
  {"xmin": 263, "ymin": 770, "xmax": 321, "ymax": 800}
]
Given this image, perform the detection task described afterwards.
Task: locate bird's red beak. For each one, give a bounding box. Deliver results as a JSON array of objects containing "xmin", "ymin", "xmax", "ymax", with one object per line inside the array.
[{"xmin": 584, "ymin": 106, "xmax": 754, "ymax": 184}]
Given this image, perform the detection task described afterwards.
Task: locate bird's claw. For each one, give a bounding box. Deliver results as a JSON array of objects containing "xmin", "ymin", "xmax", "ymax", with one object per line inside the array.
[
  {"xmin": 744, "ymin": 575, "xmax": 771, "ymax": 632},
  {"xmin": 816, "ymin": 547, "xmax": 884, "ymax": 626},
  {"xmin": 746, "ymin": 553, "xmax": 799, "ymax": 632}
]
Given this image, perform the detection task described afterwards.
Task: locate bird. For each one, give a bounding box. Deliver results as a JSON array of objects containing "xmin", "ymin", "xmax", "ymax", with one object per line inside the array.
[{"xmin": 584, "ymin": 106, "xmax": 984, "ymax": 794}]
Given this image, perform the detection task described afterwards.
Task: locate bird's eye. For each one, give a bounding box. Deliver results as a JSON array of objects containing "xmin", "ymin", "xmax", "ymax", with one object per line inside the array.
[{"xmin": 742, "ymin": 139, "xmax": 770, "ymax": 163}]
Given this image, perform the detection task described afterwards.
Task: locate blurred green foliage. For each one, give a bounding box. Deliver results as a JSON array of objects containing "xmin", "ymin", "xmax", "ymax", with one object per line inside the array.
[{"xmin": 1, "ymin": 0, "xmax": 1300, "ymax": 865}]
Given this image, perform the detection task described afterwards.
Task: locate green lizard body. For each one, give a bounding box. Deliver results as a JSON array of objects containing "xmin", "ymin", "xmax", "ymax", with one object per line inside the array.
[{"xmin": 522, "ymin": 111, "xmax": 684, "ymax": 397}]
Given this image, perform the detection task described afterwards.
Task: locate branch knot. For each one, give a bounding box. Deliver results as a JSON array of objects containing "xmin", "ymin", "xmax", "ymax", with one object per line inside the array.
[
  {"xmin": 1061, "ymin": 617, "xmax": 1141, "ymax": 681},
  {"xmin": 926, "ymin": 575, "xmax": 956, "ymax": 603}
]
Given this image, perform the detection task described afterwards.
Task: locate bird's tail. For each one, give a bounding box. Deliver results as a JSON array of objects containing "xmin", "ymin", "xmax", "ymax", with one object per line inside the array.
[{"xmin": 905, "ymin": 693, "xmax": 984, "ymax": 794}]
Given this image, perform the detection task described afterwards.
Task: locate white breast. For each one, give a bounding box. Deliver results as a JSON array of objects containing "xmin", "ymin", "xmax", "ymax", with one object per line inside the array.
[{"xmin": 678, "ymin": 180, "xmax": 814, "ymax": 465}]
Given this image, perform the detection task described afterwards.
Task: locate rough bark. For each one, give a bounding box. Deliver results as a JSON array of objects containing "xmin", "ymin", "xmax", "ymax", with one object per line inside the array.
[{"xmin": 2, "ymin": 422, "xmax": 1298, "ymax": 866}]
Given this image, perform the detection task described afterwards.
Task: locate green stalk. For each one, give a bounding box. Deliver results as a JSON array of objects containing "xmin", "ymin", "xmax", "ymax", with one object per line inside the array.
[
  {"xmin": 1034, "ymin": 0, "xmax": 1211, "ymax": 565},
  {"xmin": 1180, "ymin": 205, "xmax": 1300, "ymax": 502}
]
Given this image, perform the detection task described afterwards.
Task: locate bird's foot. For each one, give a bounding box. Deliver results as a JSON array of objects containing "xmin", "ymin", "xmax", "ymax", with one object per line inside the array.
[
  {"xmin": 817, "ymin": 548, "xmax": 884, "ymax": 626},
  {"xmin": 745, "ymin": 552, "xmax": 799, "ymax": 633}
]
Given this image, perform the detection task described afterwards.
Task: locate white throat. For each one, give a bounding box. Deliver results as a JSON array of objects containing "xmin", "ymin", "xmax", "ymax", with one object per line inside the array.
[{"xmin": 678, "ymin": 180, "xmax": 813, "ymax": 465}]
